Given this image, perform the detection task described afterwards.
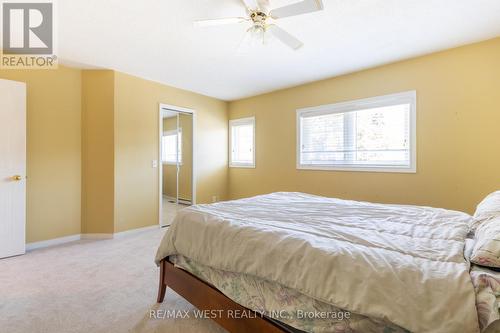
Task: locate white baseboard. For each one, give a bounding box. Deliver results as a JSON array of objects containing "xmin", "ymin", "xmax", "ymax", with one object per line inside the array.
[
  {"xmin": 26, "ymin": 234, "xmax": 81, "ymax": 251},
  {"xmin": 113, "ymin": 225, "xmax": 160, "ymax": 239},
  {"xmin": 25, "ymin": 225, "xmax": 161, "ymax": 252},
  {"xmin": 163, "ymin": 195, "xmax": 192, "ymax": 206},
  {"xmin": 81, "ymin": 233, "xmax": 113, "ymax": 240}
]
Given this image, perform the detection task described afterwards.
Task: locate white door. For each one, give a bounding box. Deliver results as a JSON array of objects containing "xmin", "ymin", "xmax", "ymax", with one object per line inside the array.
[{"xmin": 0, "ymin": 79, "xmax": 26, "ymax": 259}]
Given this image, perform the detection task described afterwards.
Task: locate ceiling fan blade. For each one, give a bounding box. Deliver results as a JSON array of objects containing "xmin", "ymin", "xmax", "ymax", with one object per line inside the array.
[
  {"xmin": 257, "ymin": 0, "xmax": 270, "ymax": 12},
  {"xmin": 267, "ymin": 24, "xmax": 303, "ymax": 50},
  {"xmin": 240, "ymin": 0, "xmax": 260, "ymax": 11},
  {"xmin": 269, "ymin": 0, "xmax": 324, "ymax": 19},
  {"xmin": 193, "ymin": 17, "xmax": 248, "ymax": 27}
]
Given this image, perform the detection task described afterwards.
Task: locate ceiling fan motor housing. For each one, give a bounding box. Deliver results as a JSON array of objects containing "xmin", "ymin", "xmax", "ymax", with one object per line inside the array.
[{"xmin": 250, "ymin": 11, "xmax": 268, "ymax": 25}]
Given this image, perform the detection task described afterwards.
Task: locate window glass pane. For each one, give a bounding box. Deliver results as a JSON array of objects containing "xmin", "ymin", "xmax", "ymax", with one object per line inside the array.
[
  {"xmin": 230, "ymin": 118, "xmax": 255, "ymax": 166},
  {"xmin": 299, "ymin": 97, "xmax": 413, "ymax": 170},
  {"xmin": 300, "ymin": 113, "xmax": 345, "ymax": 165},
  {"xmin": 232, "ymin": 124, "xmax": 253, "ymax": 163},
  {"xmin": 355, "ymin": 104, "xmax": 409, "ymax": 165}
]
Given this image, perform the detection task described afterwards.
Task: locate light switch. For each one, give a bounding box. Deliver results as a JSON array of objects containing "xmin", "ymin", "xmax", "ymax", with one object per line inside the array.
[{"xmin": 152, "ymin": 160, "xmax": 158, "ymax": 168}]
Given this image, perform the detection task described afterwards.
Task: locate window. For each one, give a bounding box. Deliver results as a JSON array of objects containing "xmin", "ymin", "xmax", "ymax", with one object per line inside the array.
[
  {"xmin": 162, "ymin": 129, "xmax": 182, "ymax": 164},
  {"xmin": 297, "ymin": 91, "xmax": 416, "ymax": 172},
  {"xmin": 230, "ymin": 117, "xmax": 255, "ymax": 168}
]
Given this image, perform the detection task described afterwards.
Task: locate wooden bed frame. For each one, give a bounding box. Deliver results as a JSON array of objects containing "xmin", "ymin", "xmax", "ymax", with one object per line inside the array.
[{"xmin": 157, "ymin": 257, "xmax": 292, "ymax": 333}]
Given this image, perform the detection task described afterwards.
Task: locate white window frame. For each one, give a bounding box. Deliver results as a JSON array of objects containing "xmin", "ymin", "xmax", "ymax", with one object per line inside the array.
[
  {"xmin": 296, "ymin": 91, "xmax": 417, "ymax": 173},
  {"xmin": 162, "ymin": 129, "xmax": 182, "ymax": 165},
  {"xmin": 229, "ymin": 117, "xmax": 256, "ymax": 168}
]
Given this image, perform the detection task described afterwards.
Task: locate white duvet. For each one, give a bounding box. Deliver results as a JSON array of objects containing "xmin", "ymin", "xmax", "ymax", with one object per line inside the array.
[{"xmin": 155, "ymin": 192, "xmax": 480, "ymax": 333}]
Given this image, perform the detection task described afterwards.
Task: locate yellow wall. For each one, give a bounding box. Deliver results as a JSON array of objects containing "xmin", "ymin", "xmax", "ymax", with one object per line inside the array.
[
  {"xmin": 3, "ymin": 37, "xmax": 498, "ymax": 242},
  {"xmin": 81, "ymin": 71, "xmax": 115, "ymax": 234},
  {"xmin": 162, "ymin": 114, "xmax": 193, "ymax": 201},
  {"xmin": 0, "ymin": 67, "xmax": 227, "ymax": 241},
  {"xmin": 0, "ymin": 66, "xmax": 82, "ymax": 242},
  {"xmin": 113, "ymin": 72, "xmax": 228, "ymax": 232},
  {"xmin": 228, "ymin": 38, "xmax": 500, "ymax": 214}
]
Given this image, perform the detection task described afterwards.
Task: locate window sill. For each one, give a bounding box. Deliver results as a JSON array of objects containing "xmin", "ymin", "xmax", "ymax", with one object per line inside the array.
[
  {"xmin": 297, "ymin": 165, "xmax": 416, "ymax": 173},
  {"xmin": 230, "ymin": 163, "xmax": 256, "ymax": 169},
  {"xmin": 163, "ymin": 162, "xmax": 184, "ymax": 166}
]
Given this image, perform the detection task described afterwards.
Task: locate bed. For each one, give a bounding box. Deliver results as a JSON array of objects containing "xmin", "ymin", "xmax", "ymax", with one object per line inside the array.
[{"xmin": 155, "ymin": 192, "xmax": 500, "ymax": 333}]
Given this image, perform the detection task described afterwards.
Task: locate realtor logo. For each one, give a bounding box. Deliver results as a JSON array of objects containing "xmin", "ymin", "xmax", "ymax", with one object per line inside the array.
[{"xmin": 1, "ymin": 1, "xmax": 57, "ymax": 68}]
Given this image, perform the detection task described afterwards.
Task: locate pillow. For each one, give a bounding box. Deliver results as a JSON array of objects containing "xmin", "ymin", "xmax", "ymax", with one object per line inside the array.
[
  {"xmin": 470, "ymin": 217, "xmax": 500, "ymax": 268},
  {"xmin": 474, "ymin": 191, "xmax": 500, "ymax": 221}
]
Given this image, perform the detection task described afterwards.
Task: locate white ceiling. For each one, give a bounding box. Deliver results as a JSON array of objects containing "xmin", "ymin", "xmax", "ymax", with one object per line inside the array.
[{"xmin": 59, "ymin": 0, "xmax": 500, "ymax": 101}]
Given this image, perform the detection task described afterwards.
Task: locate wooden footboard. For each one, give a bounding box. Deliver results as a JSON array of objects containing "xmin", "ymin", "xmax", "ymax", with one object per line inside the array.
[{"xmin": 157, "ymin": 258, "xmax": 291, "ymax": 333}]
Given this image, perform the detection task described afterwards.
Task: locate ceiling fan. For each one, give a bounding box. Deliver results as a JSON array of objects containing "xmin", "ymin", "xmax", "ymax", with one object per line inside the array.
[{"xmin": 194, "ymin": 0, "xmax": 324, "ymax": 51}]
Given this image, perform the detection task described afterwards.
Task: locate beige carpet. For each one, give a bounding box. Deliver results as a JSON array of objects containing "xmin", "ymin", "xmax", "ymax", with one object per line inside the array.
[
  {"xmin": 162, "ymin": 198, "xmax": 188, "ymax": 226},
  {"xmin": 0, "ymin": 228, "xmax": 226, "ymax": 333}
]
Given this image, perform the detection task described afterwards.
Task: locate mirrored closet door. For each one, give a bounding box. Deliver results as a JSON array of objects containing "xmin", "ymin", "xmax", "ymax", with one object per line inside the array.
[{"xmin": 160, "ymin": 108, "xmax": 193, "ymax": 227}]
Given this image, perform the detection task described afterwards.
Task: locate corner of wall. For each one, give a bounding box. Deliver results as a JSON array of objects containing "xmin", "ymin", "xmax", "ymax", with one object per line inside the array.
[{"xmin": 81, "ymin": 70, "xmax": 116, "ymax": 235}]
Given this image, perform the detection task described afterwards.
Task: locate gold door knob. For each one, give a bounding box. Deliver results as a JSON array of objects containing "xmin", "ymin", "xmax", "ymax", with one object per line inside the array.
[{"xmin": 12, "ymin": 175, "xmax": 22, "ymax": 181}]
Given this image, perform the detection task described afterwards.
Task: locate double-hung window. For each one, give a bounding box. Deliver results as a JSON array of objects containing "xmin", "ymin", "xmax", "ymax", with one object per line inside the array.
[
  {"xmin": 162, "ymin": 129, "xmax": 182, "ymax": 165},
  {"xmin": 230, "ymin": 117, "xmax": 255, "ymax": 168},
  {"xmin": 297, "ymin": 91, "xmax": 416, "ymax": 172}
]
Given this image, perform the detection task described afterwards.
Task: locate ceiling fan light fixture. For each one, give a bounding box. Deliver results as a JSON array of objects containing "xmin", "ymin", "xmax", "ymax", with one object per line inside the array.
[{"xmin": 248, "ymin": 25, "xmax": 266, "ymax": 45}]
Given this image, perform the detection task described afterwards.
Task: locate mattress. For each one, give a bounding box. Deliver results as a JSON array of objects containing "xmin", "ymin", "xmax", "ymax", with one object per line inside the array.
[
  {"xmin": 156, "ymin": 192, "xmax": 481, "ymax": 332},
  {"xmin": 170, "ymin": 254, "xmax": 408, "ymax": 333},
  {"xmin": 170, "ymin": 255, "xmax": 500, "ymax": 333}
]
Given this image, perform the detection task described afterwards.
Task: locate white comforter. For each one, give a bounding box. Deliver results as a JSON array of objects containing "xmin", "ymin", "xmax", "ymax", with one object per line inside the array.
[{"xmin": 155, "ymin": 192, "xmax": 480, "ymax": 333}]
